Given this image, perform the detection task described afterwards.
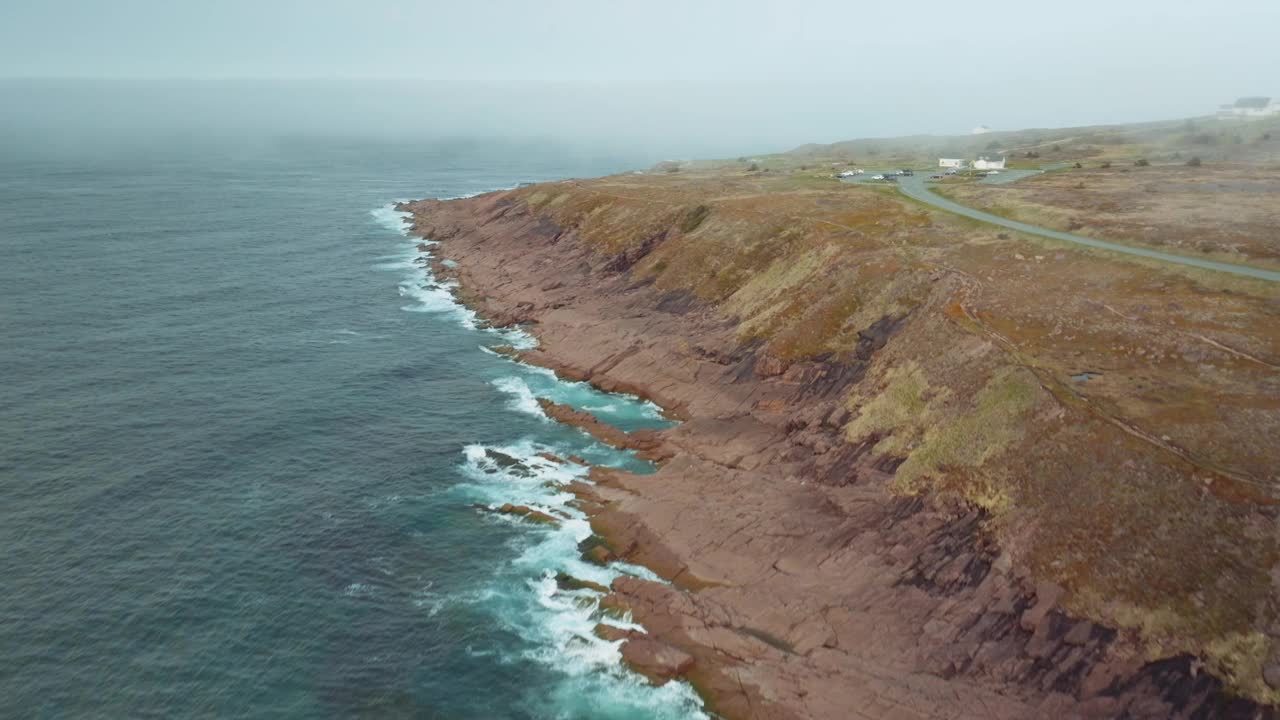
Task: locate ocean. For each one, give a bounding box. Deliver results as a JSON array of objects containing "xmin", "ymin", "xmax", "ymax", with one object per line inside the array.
[{"xmin": 0, "ymin": 132, "xmax": 708, "ymax": 719}]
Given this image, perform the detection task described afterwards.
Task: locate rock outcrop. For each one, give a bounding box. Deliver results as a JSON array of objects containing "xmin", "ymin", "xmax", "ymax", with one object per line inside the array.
[{"xmin": 400, "ymin": 178, "xmax": 1280, "ymax": 719}]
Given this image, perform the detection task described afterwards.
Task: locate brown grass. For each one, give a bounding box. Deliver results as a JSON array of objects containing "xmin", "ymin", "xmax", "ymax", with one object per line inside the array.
[{"xmin": 500, "ymin": 164, "xmax": 1280, "ymax": 702}]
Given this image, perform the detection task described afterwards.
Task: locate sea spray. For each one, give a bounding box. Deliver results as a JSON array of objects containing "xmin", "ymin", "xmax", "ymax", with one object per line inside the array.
[
  {"xmin": 490, "ymin": 377, "xmax": 549, "ymax": 420},
  {"xmin": 374, "ymin": 204, "xmax": 537, "ymax": 348},
  {"xmin": 479, "ymin": 349, "xmax": 672, "ymax": 430},
  {"xmin": 454, "ymin": 441, "xmax": 706, "ymax": 719},
  {"xmin": 372, "ymin": 204, "xmax": 707, "ymax": 718},
  {"xmin": 0, "ymin": 135, "xmax": 654, "ymax": 718}
]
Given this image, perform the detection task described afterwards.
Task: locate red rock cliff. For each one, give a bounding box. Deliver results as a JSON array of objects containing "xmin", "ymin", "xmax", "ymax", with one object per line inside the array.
[{"xmin": 399, "ymin": 173, "xmax": 1280, "ymax": 719}]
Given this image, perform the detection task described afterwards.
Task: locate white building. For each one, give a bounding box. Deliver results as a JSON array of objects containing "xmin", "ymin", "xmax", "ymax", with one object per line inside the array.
[
  {"xmin": 1217, "ymin": 97, "xmax": 1280, "ymax": 119},
  {"xmin": 938, "ymin": 158, "xmax": 965, "ymax": 169},
  {"xmin": 973, "ymin": 155, "xmax": 1006, "ymax": 170},
  {"xmin": 971, "ymin": 125, "xmax": 992, "ymax": 135}
]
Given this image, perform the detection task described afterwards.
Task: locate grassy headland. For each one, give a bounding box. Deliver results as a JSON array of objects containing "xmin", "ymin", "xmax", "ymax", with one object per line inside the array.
[{"xmin": 499, "ymin": 116, "xmax": 1280, "ymax": 703}]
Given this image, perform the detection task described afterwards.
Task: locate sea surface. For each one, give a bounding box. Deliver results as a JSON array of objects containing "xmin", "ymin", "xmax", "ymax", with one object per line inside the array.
[{"xmin": 0, "ymin": 133, "xmax": 708, "ymax": 718}]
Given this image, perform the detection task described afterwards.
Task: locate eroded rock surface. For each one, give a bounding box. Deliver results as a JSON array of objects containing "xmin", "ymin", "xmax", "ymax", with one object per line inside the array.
[{"xmin": 400, "ymin": 184, "xmax": 1279, "ymax": 719}]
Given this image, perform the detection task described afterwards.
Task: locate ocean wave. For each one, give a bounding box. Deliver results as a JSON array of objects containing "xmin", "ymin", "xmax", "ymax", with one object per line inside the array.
[
  {"xmin": 370, "ymin": 200, "xmax": 701, "ymax": 716},
  {"xmin": 371, "ymin": 203, "xmax": 537, "ymax": 349},
  {"xmin": 437, "ymin": 186, "xmax": 519, "ymax": 201},
  {"xmin": 369, "ymin": 204, "xmax": 412, "ymax": 236},
  {"xmin": 498, "ymin": 362, "xmax": 671, "ymax": 429},
  {"xmin": 452, "ymin": 440, "xmax": 706, "ymax": 719},
  {"xmin": 490, "ymin": 377, "xmax": 548, "ymax": 420}
]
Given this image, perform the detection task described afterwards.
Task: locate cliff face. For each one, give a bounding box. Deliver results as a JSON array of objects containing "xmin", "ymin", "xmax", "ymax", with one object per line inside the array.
[{"xmin": 401, "ymin": 170, "xmax": 1280, "ymax": 719}]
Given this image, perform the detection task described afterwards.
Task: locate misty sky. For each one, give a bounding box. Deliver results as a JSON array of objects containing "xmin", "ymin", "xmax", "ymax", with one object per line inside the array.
[{"xmin": 3, "ymin": 0, "xmax": 1280, "ymax": 153}]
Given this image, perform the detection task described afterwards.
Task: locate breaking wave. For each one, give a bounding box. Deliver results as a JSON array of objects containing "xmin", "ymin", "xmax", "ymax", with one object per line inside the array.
[
  {"xmin": 491, "ymin": 376, "xmax": 548, "ymax": 420},
  {"xmin": 453, "ymin": 441, "xmax": 706, "ymax": 719},
  {"xmin": 370, "ymin": 202, "xmax": 705, "ymax": 718},
  {"xmin": 369, "ymin": 204, "xmax": 413, "ymax": 236},
  {"xmin": 370, "ymin": 204, "xmax": 536, "ymax": 349}
]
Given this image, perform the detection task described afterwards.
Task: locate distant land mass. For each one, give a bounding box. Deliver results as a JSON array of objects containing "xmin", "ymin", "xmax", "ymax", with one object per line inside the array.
[{"xmin": 400, "ymin": 111, "xmax": 1280, "ymax": 719}]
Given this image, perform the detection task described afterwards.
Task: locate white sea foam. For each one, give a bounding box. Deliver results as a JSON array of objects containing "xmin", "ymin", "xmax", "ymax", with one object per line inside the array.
[
  {"xmin": 490, "ymin": 377, "xmax": 547, "ymax": 420},
  {"xmin": 370, "ymin": 203, "xmax": 537, "ymax": 349},
  {"xmin": 520, "ymin": 364, "xmax": 667, "ymax": 420},
  {"xmin": 370, "ymin": 198, "xmax": 701, "ymax": 716},
  {"xmin": 343, "ymin": 582, "xmax": 376, "ymax": 597},
  {"xmin": 448, "ymin": 440, "xmax": 705, "ymax": 718},
  {"xmin": 369, "ymin": 204, "xmax": 412, "ymax": 236}
]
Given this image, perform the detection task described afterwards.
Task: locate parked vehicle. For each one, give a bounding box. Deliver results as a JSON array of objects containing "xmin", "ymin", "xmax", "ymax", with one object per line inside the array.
[
  {"xmin": 944, "ymin": 169, "xmax": 958, "ymax": 175},
  {"xmin": 871, "ymin": 174, "xmax": 885, "ymax": 180},
  {"xmin": 929, "ymin": 174, "xmax": 943, "ymax": 179},
  {"xmin": 899, "ymin": 169, "xmax": 914, "ymax": 176}
]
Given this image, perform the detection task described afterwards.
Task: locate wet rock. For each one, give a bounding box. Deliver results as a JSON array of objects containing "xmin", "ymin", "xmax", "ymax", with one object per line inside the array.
[
  {"xmin": 586, "ymin": 545, "xmax": 613, "ymax": 564},
  {"xmin": 555, "ymin": 572, "xmax": 608, "ymax": 594},
  {"xmin": 536, "ymin": 451, "xmax": 566, "ymax": 464},
  {"xmin": 494, "ymin": 503, "xmax": 560, "ymax": 526},
  {"xmin": 594, "ymin": 623, "xmax": 634, "ymax": 642},
  {"xmin": 537, "ymin": 398, "xmax": 669, "ymax": 460},
  {"xmin": 597, "ymin": 593, "xmax": 630, "ymax": 619},
  {"xmin": 578, "ymin": 534, "xmax": 615, "ymax": 565},
  {"xmin": 484, "ymin": 449, "xmax": 535, "ymax": 477},
  {"xmin": 620, "ymin": 636, "xmax": 695, "ymax": 685}
]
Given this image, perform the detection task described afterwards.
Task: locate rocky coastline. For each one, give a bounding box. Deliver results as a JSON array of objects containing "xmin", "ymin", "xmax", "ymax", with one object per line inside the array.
[{"xmin": 398, "ymin": 187, "xmax": 1275, "ymax": 720}]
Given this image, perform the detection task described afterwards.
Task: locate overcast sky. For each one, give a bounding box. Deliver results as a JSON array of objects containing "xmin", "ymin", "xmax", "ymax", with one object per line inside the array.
[{"xmin": 3, "ymin": 0, "xmax": 1279, "ymax": 153}]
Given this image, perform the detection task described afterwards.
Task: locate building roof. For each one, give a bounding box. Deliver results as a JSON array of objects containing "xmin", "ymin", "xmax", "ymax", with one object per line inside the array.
[{"xmin": 1234, "ymin": 97, "xmax": 1272, "ymax": 109}]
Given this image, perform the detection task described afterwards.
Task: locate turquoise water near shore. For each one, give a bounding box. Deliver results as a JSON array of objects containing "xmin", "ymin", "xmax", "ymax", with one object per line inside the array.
[{"xmin": 0, "ymin": 135, "xmax": 705, "ymax": 718}]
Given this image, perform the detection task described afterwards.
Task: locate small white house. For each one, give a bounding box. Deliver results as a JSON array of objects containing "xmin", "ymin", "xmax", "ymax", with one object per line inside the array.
[
  {"xmin": 1217, "ymin": 97, "xmax": 1280, "ymax": 119},
  {"xmin": 973, "ymin": 155, "xmax": 1006, "ymax": 170},
  {"xmin": 939, "ymin": 158, "xmax": 965, "ymax": 169},
  {"xmin": 972, "ymin": 125, "xmax": 992, "ymax": 135}
]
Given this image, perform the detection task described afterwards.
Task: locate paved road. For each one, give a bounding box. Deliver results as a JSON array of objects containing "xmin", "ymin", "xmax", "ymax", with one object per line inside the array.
[
  {"xmin": 975, "ymin": 168, "xmax": 1044, "ymax": 185},
  {"xmin": 887, "ymin": 175, "xmax": 1280, "ymax": 283}
]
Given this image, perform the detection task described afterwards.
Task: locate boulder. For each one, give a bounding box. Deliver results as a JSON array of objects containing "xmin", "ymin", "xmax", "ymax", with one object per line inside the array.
[
  {"xmin": 494, "ymin": 503, "xmax": 560, "ymax": 527},
  {"xmin": 555, "ymin": 572, "xmax": 609, "ymax": 594},
  {"xmin": 1020, "ymin": 581, "xmax": 1065, "ymax": 632},
  {"xmin": 620, "ymin": 637, "xmax": 695, "ymax": 685},
  {"xmin": 593, "ymin": 623, "xmax": 634, "ymax": 642},
  {"xmin": 586, "ymin": 545, "xmax": 613, "ymax": 565},
  {"xmin": 1264, "ymin": 661, "xmax": 1280, "ymax": 691}
]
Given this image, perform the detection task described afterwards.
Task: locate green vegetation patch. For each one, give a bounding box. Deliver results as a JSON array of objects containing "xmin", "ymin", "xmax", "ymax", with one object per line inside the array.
[{"xmin": 845, "ymin": 364, "xmax": 1040, "ymax": 513}]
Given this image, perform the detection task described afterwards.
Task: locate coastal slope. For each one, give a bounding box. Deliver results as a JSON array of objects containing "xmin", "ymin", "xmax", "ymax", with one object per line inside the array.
[{"xmin": 400, "ymin": 156, "xmax": 1280, "ymax": 718}]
